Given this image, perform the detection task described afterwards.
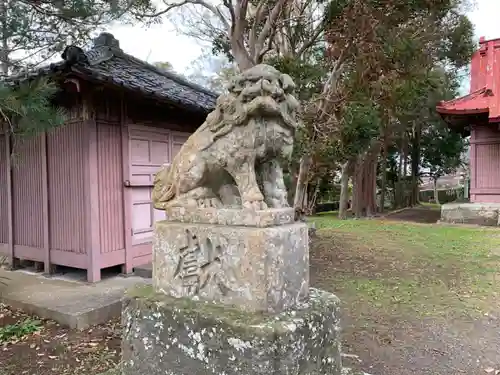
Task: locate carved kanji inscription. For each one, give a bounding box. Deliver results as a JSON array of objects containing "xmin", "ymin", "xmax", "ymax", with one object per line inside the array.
[{"xmin": 173, "ymin": 229, "xmax": 238, "ymax": 296}]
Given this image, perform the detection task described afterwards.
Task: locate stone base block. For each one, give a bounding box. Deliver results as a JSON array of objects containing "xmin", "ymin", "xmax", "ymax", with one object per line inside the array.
[
  {"xmin": 164, "ymin": 207, "xmax": 296, "ymax": 227},
  {"xmin": 153, "ymin": 220, "xmax": 309, "ymax": 313},
  {"xmin": 121, "ymin": 285, "xmax": 342, "ymax": 375},
  {"xmin": 440, "ymin": 203, "xmax": 500, "ymax": 226}
]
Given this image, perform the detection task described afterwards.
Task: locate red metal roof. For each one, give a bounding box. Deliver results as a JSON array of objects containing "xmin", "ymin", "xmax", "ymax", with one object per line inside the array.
[
  {"xmin": 436, "ymin": 87, "xmax": 491, "ymax": 115},
  {"xmin": 437, "ymin": 37, "xmax": 500, "ymax": 123}
]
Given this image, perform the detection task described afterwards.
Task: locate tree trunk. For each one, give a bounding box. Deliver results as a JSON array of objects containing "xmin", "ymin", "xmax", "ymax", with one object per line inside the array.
[
  {"xmin": 395, "ymin": 135, "xmax": 404, "ymax": 209},
  {"xmin": 433, "ymin": 177, "xmax": 440, "ymax": 205},
  {"xmin": 351, "ymin": 166, "xmax": 359, "ymax": 217},
  {"xmin": 366, "ymin": 144, "xmax": 379, "ymax": 216},
  {"xmin": 293, "ymin": 155, "xmax": 312, "ymax": 217},
  {"xmin": 288, "ymin": 166, "xmax": 298, "ymax": 206},
  {"xmin": 410, "ymin": 122, "xmax": 421, "ymax": 206},
  {"xmin": 230, "ymin": 33, "xmax": 255, "ymax": 71},
  {"xmin": 353, "ymin": 156, "xmax": 364, "ymax": 218},
  {"xmin": 307, "ymin": 177, "xmax": 321, "ymax": 214},
  {"xmin": 403, "ymin": 150, "xmax": 408, "ymax": 181},
  {"xmin": 339, "ymin": 160, "xmax": 353, "ymax": 219},
  {"xmin": 380, "ymin": 137, "xmax": 388, "ymax": 213},
  {"xmin": 351, "ymin": 140, "xmax": 381, "ymax": 218}
]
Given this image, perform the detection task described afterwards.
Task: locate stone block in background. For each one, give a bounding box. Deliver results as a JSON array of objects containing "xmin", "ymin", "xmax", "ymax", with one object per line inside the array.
[
  {"xmin": 153, "ymin": 218, "xmax": 309, "ymax": 314},
  {"xmin": 440, "ymin": 202, "xmax": 500, "ymax": 226},
  {"xmin": 121, "ymin": 285, "xmax": 342, "ymax": 375}
]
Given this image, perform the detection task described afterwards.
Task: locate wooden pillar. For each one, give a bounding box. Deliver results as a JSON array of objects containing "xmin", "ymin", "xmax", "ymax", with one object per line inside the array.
[
  {"xmin": 5, "ymin": 123, "xmax": 15, "ymax": 268},
  {"xmin": 83, "ymin": 97, "xmax": 101, "ymax": 282},
  {"xmin": 120, "ymin": 95, "xmax": 133, "ymax": 274},
  {"xmin": 469, "ymin": 125, "xmax": 477, "ymax": 202},
  {"xmin": 40, "ymin": 132, "xmax": 51, "ymax": 275}
]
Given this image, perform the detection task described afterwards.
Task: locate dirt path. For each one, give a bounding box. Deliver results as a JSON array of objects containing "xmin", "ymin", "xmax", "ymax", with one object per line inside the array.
[
  {"xmin": 383, "ymin": 206, "xmax": 441, "ymax": 224},
  {"xmin": 338, "ymin": 313, "xmax": 500, "ymax": 375}
]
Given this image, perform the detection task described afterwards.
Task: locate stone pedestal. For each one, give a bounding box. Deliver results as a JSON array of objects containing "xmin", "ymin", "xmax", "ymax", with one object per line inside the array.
[
  {"xmin": 121, "ymin": 208, "xmax": 342, "ymax": 375},
  {"xmin": 121, "ymin": 285, "xmax": 342, "ymax": 375},
  {"xmin": 153, "ymin": 208, "xmax": 309, "ymax": 313}
]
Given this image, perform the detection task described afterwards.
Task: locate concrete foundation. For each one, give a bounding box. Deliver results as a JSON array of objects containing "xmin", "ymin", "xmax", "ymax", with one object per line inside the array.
[
  {"xmin": 440, "ymin": 202, "xmax": 500, "ymax": 226},
  {"xmin": 121, "ymin": 285, "xmax": 342, "ymax": 375},
  {"xmin": 0, "ymin": 267, "xmax": 148, "ymax": 329}
]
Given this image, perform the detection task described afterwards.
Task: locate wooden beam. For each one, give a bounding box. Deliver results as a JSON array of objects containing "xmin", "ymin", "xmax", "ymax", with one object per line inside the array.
[
  {"xmin": 40, "ymin": 132, "xmax": 51, "ymax": 274},
  {"xmin": 83, "ymin": 97, "xmax": 101, "ymax": 283},
  {"xmin": 120, "ymin": 94, "xmax": 133, "ymax": 275},
  {"xmin": 4, "ymin": 122, "xmax": 14, "ymax": 267}
]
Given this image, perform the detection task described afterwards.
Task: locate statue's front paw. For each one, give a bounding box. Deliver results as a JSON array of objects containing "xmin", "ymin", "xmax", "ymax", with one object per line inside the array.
[
  {"xmin": 242, "ymin": 189, "xmax": 268, "ymax": 210},
  {"xmin": 197, "ymin": 198, "xmax": 222, "ymax": 208},
  {"xmin": 243, "ymin": 200, "xmax": 268, "ymax": 210},
  {"xmin": 210, "ymin": 198, "xmax": 223, "ymax": 208}
]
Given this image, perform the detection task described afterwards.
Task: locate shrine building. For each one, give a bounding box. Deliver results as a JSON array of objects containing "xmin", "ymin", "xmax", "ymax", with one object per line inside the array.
[{"xmin": 437, "ymin": 36, "xmax": 500, "ymax": 225}]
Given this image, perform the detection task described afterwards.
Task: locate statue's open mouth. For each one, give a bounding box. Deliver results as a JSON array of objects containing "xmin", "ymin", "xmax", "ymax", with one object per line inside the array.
[{"xmin": 243, "ymin": 95, "xmax": 297, "ymax": 130}]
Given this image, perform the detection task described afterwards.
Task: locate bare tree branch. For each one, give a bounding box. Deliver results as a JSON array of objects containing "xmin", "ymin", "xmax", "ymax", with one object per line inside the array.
[
  {"xmin": 165, "ymin": 0, "xmax": 230, "ymax": 29},
  {"xmin": 248, "ymin": 0, "xmax": 267, "ymax": 58},
  {"xmin": 254, "ymin": 0, "xmax": 287, "ymax": 61}
]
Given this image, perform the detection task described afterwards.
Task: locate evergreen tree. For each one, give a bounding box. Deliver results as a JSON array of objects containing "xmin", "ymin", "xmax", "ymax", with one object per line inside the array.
[
  {"xmin": 0, "ymin": 0, "xmax": 154, "ymax": 137},
  {"xmin": 0, "ymin": 0, "xmax": 154, "ymax": 74},
  {"xmin": 0, "ymin": 78, "xmax": 65, "ymax": 136}
]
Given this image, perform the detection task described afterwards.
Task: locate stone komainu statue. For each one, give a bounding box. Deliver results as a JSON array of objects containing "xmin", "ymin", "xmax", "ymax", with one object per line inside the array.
[{"xmin": 152, "ymin": 64, "xmax": 301, "ymax": 211}]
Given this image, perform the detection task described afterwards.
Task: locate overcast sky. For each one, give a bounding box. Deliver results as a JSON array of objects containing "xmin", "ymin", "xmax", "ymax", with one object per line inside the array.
[
  {"xmin": 107, "ymin": 0, "xmax": 500, "ymax": 74},
  {"xmin": 468, "ymin": 0, "xmax": 500, "ymax": 41}
]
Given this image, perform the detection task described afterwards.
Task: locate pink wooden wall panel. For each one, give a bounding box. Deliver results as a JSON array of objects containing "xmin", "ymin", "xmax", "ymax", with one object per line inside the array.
[
  {"xmin": 475, "ymin": 143, "xmax": 500, "ymax": 187},
  {"xmin": 172, "ymin": 135, "xmax": 187, "ymax": 157},
  {"xmin": 470, "ymin": 124, "xmax": 500, "ymax": 202},
  {"xmin": 128, "ymin": 125, "xmax": 190, "ymax": 247},
  {"xmin": 473, "ymin": 125, "xmax": 499, "ymax": 139},
  {"xmin": 129, "ymin": 126, "xmax": 170, "ymax": 185},
  {"xmin": 0, "ymin": 133, "xmax": 8, "ymax": 245},
  {"xmin": 129, "ymin": 126, "xmax": 169, "ymax": 245},
  {"xmin": 47, "ymin": 121, "xmax": 87, "ymax": 253},
  {"xmin": 97, "ymin": 122, "xmax": 125, "ymax": 254},
  {"xmin": 11, "ymin": 136, "xmax": 44, "ymax": 249}
]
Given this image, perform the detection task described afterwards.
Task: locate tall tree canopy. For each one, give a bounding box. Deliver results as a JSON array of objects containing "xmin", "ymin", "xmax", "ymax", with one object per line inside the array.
[
  {"xmin": 137, "ymin": 0, "xmax": 475, "ymax": 215},
  {"xmin": 316, "ymin": 0, "xmax": 475, "ymax": 216}
]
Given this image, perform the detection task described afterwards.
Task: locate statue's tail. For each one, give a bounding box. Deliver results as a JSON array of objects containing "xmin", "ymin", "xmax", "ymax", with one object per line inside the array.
[{"xmin": 152, "ymin": 164, "xmax": 175, "ymax": 209}]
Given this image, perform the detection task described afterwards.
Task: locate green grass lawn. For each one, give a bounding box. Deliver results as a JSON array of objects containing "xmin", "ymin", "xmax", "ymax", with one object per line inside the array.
[{"xmin": 311, "ymin": 213, "xmax": 500, "ymax": 319}]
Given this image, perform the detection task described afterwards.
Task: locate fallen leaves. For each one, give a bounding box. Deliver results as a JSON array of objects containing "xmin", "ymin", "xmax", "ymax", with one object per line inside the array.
[{"xmin": 0, "ymin": 304, "xmax": 121, "ymax": 375}]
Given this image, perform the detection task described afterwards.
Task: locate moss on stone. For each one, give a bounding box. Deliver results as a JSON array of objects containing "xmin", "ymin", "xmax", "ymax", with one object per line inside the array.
[
  {"xmin": 125, "ymin": 285, "xmax": 341, "ymax": 339},
  {"xmin": 126, "ymin": 284, "xmax": 157, "ymax": 299},
  {"xmin": 126, "ymin": 285, "xmax": 275, "ymax": 337},
  {"xmin": 122, "ymin": 287, "xmax": 343, "ymax": 375}
]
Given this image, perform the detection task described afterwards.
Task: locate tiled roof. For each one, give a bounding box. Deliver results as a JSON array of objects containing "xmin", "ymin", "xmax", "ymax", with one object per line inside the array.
[{"xmin": 1, "ymin": 32, "xmax": 217, "ymax": 114}]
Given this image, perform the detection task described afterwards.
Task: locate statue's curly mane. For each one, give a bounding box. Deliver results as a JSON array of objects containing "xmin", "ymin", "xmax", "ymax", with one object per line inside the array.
[{"xmin": 196, "ymin": 90, "xmax": 252, "ymax": 147}]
